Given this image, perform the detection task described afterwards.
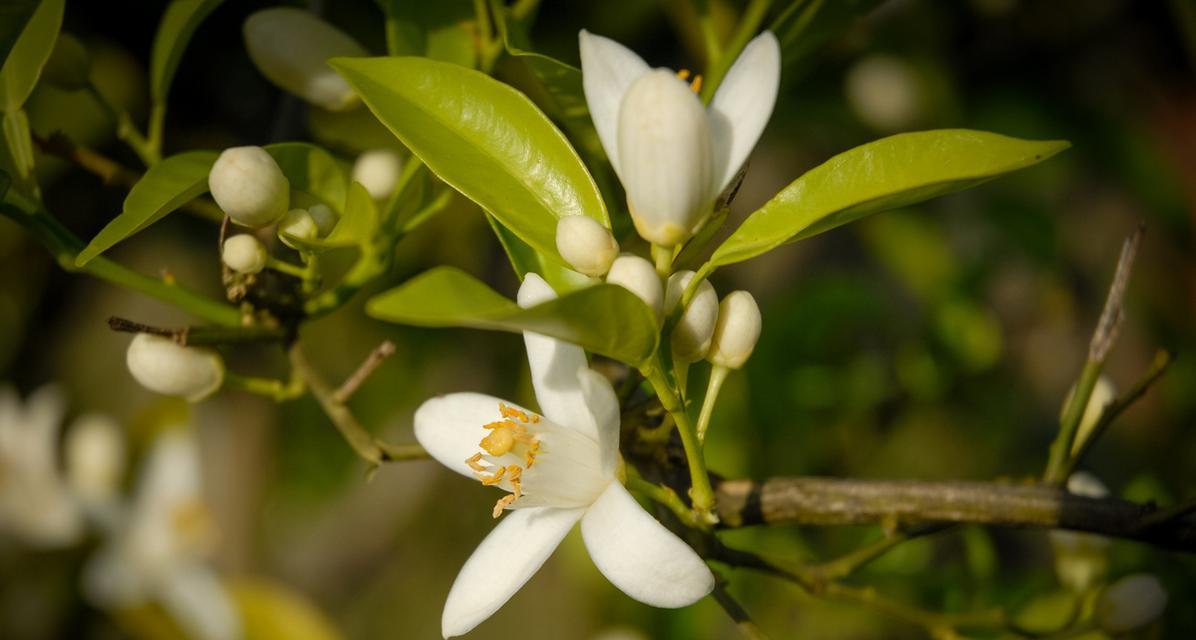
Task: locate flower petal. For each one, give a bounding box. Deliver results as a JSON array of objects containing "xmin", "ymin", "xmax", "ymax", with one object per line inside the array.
[
  {"xmin": 158, "ymin": 565, "xmax": 242, "ymax": 640},
  {"xmin": 580, "ymin": 482, "xmax": 714, "ymax": 607},
  {"xmin": 414, "ymin": 392, "xmax": 529, "ymax": 478},
  {"xmin": 517, "ymin": 274, "xmax": 602, "ymax": 441},
  {"xmin": 576, "ymin": 368, "xmax": 620, "ymax": 477},
  {"xmin": 442, "ymin": 506, "xmax": 585, "ymax": 638},
  {"xmin": 579, "ymin": 30, "xmax": 649, "ymax": 180},
  {"xmin": 708, "ymin": 31, "xmax": 781, "ymax": 197}
]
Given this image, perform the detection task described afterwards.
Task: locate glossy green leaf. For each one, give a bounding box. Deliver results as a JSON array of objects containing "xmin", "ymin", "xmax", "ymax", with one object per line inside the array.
[
  {"xmin": 379, "ymin": 0, "xmax": 476, "ymax": 67},
  {"xmin": 0, "ymin": 0, "xmax": 63, "ymax": 113},
  {"xmin": 150, "ymin": 0, "xmax": 225, "ymax": 103},
  {"xmin": 324, "ymin": 181, "xmax": 377, "ymax": 247},
  {"xmin": 708, "ymin": 130, "xmax": 1070, "ymax": 269},
  {"xmin": 330, "ymin": 56, "xmax": 608, "ymax": 262},
  {"xmin": 265, "ymin": 142, "xmax": 348, "ymax": 212},
  {"xmin": 367, "ymin": 267, "xmax": 658, "ymax": 364},
  {"xmin": 0, "ymin": 2, "xmax": 38, "ymax": 70},
  {"xmin": 770, "ymin": 0, "xmax": 884, "ymax": 78},
  {"xmin": 76, "ymin": 151, "xmax": 217, "ymax": 266}
]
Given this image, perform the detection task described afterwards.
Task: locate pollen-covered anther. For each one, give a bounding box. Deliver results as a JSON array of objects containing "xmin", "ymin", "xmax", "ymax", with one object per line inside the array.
[
  {"xmin": 465, "ymin": 453, "xmax": 486, "ymax": 472},
  {"xmin": 480, "ymin": 466, "xmax": 506, "ymax": 486},
  {"xmin": 492, "ymin": 495, "xmax": 516, "ymax": 519}
]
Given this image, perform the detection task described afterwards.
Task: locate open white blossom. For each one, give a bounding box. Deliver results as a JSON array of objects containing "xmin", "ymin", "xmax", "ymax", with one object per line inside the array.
[
  {"xmin": 0, "ymin": 386, "xmax": 83, "ymax": 547},
  {"xmin": 414, "ymin": 274, "xmax": 714, "ymax": 638},
  {"xmin": 83, "ymin": 428, "xmax": 240, "ymax": 640},
  {"xmin": 580, "ymin": 30, "xmax": 779, "ymax": 246}
]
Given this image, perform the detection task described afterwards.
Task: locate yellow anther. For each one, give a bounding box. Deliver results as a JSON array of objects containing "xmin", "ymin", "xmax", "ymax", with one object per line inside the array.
[
  {"xmin": 689, "ymin": 74, "xmax": 703, "ymax": 93},
  {"xmin": 465, "ymin": 452, "xmax": 487, "ymax": 472},
  {"xmin": 499, "ymin": 403, "xmax": 532, "ymax": 423},
  {"xmin": 493, "ymin": 494, "xmax": 516, "ymax": 518},
  {"xmin": 480, "ymin": 426, "xmax": 517, "ymax": 456},
  {"xmin": 507, "ymin": 465, "xmax": 523, "ymax": 498},
  {"xmin": 481, "ymin": 466, "xmax": 507, "ymax": 486},
  {"xmin": 524, "ymin": 440, "xmax": 540, "ymax": 468},
  {"xmin": 676, "ymin": 68, "xmax": 691, "ymax": 81}
]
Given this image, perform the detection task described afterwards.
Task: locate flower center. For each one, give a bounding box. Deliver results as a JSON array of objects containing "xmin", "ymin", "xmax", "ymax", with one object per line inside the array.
[
  {"xmin": 465, "ymin": 403, "xmax": 542, "ymax": 518},
  {"xmin": 676, "ymin": 68, "xmax": 703, "ymax": 93}
]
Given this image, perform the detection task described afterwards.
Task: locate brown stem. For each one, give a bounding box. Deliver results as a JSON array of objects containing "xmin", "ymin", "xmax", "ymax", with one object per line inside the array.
[
  {"xmin": 715, "ymin": 477, "xmax": 1196, "ymax": 552},
  {"xmin": 107, "ymin": 315, "xmax": 287, "ymax": 346},
  {"xmin": 711, "ymin": 580, "xmax": 770, "ymax": 640},
  {"xmin": 333, "ymin": 340, "xmax": 396, "ymax": 404}
]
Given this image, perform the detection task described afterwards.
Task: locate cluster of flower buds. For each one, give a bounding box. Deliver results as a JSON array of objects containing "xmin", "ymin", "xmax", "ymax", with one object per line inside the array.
[{"xmin": 125, "ymin": 334, "xmax": 224, "ymax": 402}]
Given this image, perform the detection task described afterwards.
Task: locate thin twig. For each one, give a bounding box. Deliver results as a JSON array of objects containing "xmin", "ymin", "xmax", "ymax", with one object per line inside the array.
[
  {"xmin": 711, "ymin": 580, "xmax": 770, "ymax": 640},
  {"xmin": 107, "ymin": 315, "xmax": 287, "ymax": 347},
  {"xmin": 1090, "ymin": 225, "xmax": 1143, "ymax": 362},
  {"xmin": 333, "ymin": 340, "xmax": 397, "ymax": 404}
]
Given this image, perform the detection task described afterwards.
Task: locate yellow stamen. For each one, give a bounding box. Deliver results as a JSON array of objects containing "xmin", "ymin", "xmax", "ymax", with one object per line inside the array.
[
  {"xmin": 689, "ymin": 74, "xmax": 703, "ymax": 93},
  {"xmin": 493, "ymin": 494, "xmax": 516, "ymax": 518},
  {"xmin": 676, "ymin": 69, "xmax": 691, "ymax": 81},
  {"xmin": 499, "ymin": 403, "xmax": 532, "ymax": 423},
  {"xmin": 507, "ymin": 465, "xmax": 523, "ymax": 498},
  {"xmin": 465, "ymin": 452, "xmax": 487, "ymax": 472},
  {"xmin": 481, "ymin": 466, "xmax": 507, "ymax": 486}
]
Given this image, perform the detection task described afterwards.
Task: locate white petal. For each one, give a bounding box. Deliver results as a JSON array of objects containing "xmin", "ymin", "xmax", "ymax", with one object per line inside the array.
[
  {"xmin": 414, "ymin": 392, "xmax": 528, "ymax": 478},
  {"xmin": 442, "ymin": 506, "xmax": 584, "ymax": 638},
  {"xmin": 708, "ymin": 31, "xmax": 781, "ymax": 198},
  {"xmin": 580, "ymin": 483, "xmax": 714, "ymax": 607},
  {"xmin": 517, "ymin": 274, "xmax": 602, "ymax": 441},
  {"xmin": 577, "ymin": 368, "xmax": 620, "ymax": 477},
  {"xmin": 158, "ymin": 565, "xmax": 242, "ymax": 640},
  {"xmin": 579, "ymin": 30, "xmax": 649, "ymax": 179}
]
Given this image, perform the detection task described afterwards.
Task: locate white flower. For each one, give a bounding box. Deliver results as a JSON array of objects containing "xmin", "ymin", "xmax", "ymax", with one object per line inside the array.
[
  {"xmin": 209, "ymin": 146, "xmax": 290, "ymax": 228},
  {"xmin": 665, "ymin": 271, "xmax": 718, "ymax": 362},
  {"xmin": 708, "ymin": 291, "xmax": 761, "ymax": 369},
  {"xmin": 83, "ymin": 429, "xmax": 241, "ymax": 640},
  {"xmin": 351, "ymin": 149, "xmax": 403, "ymax": 200},
  {"xmin": 222, "ymin": 234, "xmax": 268, "ymax": 274},
  {"xmin": 1097, "ymin": 573, "xmax": 1167, "ymax": 633},
  {"xmin": 580, "ymin": 30, "xmax": 780, "ymax": 246},
  {"xmin": 243, "ymin": 8, "xmax": 367, "ymax": 112},
  {"xmin": 414, "ymin": 274, "xmax": 714, "ymax": 638},
  {"xmin": 66, "ymin": 414, "xmax": 126, "ymax": 509},
  {"xmin": 556, "ymin": 215, "xmax": 619, "ymax": 277},
  {"xmin": 0, "ymin": 385, "xmax": 83, "ymax": 547},
  {"xmin": 126, "ymin": 334, "xmax": 225, "ymax": 402},
  {"xmin": 605, "ymin": 254, "xmax": 663, "ymax": 319},
  {"xmin": 845, "ymin": 54, "xmax": 922, "ymax": 132}
]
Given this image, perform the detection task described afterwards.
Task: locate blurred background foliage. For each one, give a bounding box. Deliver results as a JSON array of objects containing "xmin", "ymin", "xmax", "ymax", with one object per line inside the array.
[{"xmin": 2, "ymin": 0, "xmax": 1195, "ymax": 637}]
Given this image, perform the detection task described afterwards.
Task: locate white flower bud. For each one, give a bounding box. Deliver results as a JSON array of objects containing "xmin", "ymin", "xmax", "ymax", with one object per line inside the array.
[
  {"xmin": 278, "ymin": 208, "xmax": 318, "ymax": 248},
  {"xmin": 1063, "ymin": 376, "xmax": 1116, "ymax": 456},
  {"xmin": 126, "ymin": 334, "xmax": 224, "ymax": 402},
  {"xmin": 243, "ymin": 8, "xmax": 367, "ymax": 111},
  {"xmin": 605, "ymin": 254, "xmax": 662, "ymax": 319},
  {"xmin": 1049, "ymin": 472, "xmax": 1111, "ymax": 591},
  {"xmin": 845, "ymin": 55, "xmax": 921, "ymax": 132},
  {"xmin": 221, "ymin": 234, "xmax": 268, "ymax": 274},
  {"xmin": 708, "ymin": 291, "xmax": 761, "ymax": 369},
  {"xmin": 209, "ymin": 146, "xmax": 290, "ymax": 228},
  {"xmin": 66, "ymin": 415, "xmax": 125, "ymax": 504},
  {"xmin": 1097, "ymin": 574, "xmax": 1167, "ymax": 633},
  {"xmin": 307, "ymin": 203, "xmax": 338, "ymax": 236},
  {"xmin": 665, "ymin": 271, "xmax": 717, "ymax": 362},
  {"xmin": 617, "ymin": 70, "xmax": 712, "ymax": 247},
  {"xmin": 351, "ymin": 149, "xmax": 403, "ymax": 200},
  {"xmin": 556, "ymin": 215, "xmax": 619, "ymax": 277}
]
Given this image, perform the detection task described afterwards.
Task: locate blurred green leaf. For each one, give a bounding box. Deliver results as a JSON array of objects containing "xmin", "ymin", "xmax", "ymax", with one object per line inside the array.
[
  {"xmin": 230, "ymin": 577, "xmax": 343, "ymax": 640},
  {"xmin": 708, "ymin": 130, "xmax": 1070, "ymax": 269},
  {"xmin": 325, "ymin": 181, "xmax": 377, "ymax": 247},
  {"xmin": 379, "ymin": 0, "xmax": 476, "ymax": 67},
  {"xmin": 76, "ymin": 150, "xmax": 217, "ymax": 266},
  {"xmin": 2, "ymin": 109, "xmax": 33, "ymax": 184},
  {"xmin": 150, "ymin": 0, "xmax": 224, "ymax": 103},
  {"xmin": 367, "ymin": 267, "xmax": 658, "ymax": 364},
  {"xmin": 0, "ymin": 2, "xmax": 38, "ymax": 70},
  {"xmin": 0, "ymin": 0, "xmax": 62, "ymax": 113},
  {"xmin": 41, "ymin": 32, "xmax": 89, "ymax": 90},
  {"xmin": 771, "ymin": 0, "xmax": 884, "ymax": 77},
  {"xmin": 331, "ymin": 56, "xmax": 608, "ymax": 262},
  {"xmin": 1013, "ymin": 589, "xmax": 1079, "ymax": 634},
  {"xmin": 265, "ymin": 142, "xmax": 348, "ymax": 212}
]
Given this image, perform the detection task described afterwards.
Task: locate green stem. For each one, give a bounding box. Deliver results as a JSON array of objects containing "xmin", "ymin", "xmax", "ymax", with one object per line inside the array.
[
  {"xmin": 146, "ymin": 102, "xmax": 166, "ymax": 164},
  {"xmin": 652, "ymin": 243, "xmax": 674, "ymax": 277},
  {"xmin": 644, "ymin": 359, "xmax": 718, "ymax": 522},
  {"xmin": 266, "ymin": 257, "xmax": 308, "ymax": 279},
  {"xmin": 697, "ymin": 1, "xmax": 724, "ymax": 66},
  {"xmin": 697, "ymin": 364, "xmax": 729, "ymax": 444},
  {"xmin": 1044, "ymin": 359, "xmax": 1102, "ymax": 484},
  {"xmin": 626, "ymin": 474, "xmax": 709, "ymax": 530},
  {"xmin": 710, "ymin": 581, "xmax": 770, "ymax": 640},
  {"xmin": 224, "ymin": 371, "xmax": 306, "ymax": 402},
  {"xmin": 85, "ymin": 84, "xmax": 158, "ymax": 166},
  {"xmin": 700, "ymin": 0, "xmax": 772, "ymax": 103}
]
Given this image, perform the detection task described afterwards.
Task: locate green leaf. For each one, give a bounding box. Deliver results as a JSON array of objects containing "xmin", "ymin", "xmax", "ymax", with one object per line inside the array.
[
  {"xmin": 708, "ymin": 130, "xmax": 1070, "ymax": 269},
  {"xmin": 330, "ymin": 56, "xmax": 608, "ymax": 262},
  {"xmin": 324, "ymin": 181, "xmax": 377, "ymax": 247},
  {"xmin": 485, "ymin": 213, "xmax": 590, "ymax": 294},
  {"xmin": 367, "ymin": 267, "xmax": 658, "ymax": 365},
  {"xmin": 76, "ymin": 151, "xmax": 217, "ymax": 266},
  {"xmin": 230, "ymin": 577, "xmax": 343, "ymax": 640},
  {"xmin": 265, "ymin": 142, "xmax": 348, "ymax": 212},
  {"xmin": 770, "ymin": 0, "xmax": 884, "ymax": 78},
  {"xmin": 150, "ymin": 0, "xmax": 225, "ymax": 103},
  {"xmin": 0, "ymin": 2, "xmax": 38, "ymax": 70},
  {"xmin": 379, "ymin": 0, "xmax": 476, "ymax": 67},
  {"xmin": 0, "ymin": 0, "xmax": 63, "ymax": 113}
]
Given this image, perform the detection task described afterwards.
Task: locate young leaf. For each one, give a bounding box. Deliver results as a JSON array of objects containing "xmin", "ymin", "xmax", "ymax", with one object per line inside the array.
[
  {"xmin": 324, "ymin": 181, "xmax": 377, "ymax": 247},
  {"xmin": 708, "ymin": 130, "xmax": 1070, "ymax": 269},
  {"xmin": 367, "ymin": 267, "xmax": 658, "ymax": 365},
  {"xmin": 0, "ymin": 2, "xmax": 39, "ymax": 70},
  {"xmin": 265, "ymin": 142, "xmax": 348, "ymax": 212},
  {"xmin": 0, "ymin": 0, "xmax": 63, "ymax": 113},
  {"xmin": 76, "ymin": 151, "xmax": 217, "ymax": 266},
  {"xmin": 329, "ymin": 56, "xmax": 608, "ymax": 261},
  {"xmin": 150, "ymin": 0, "xmax": 225, "ymax": 104}
]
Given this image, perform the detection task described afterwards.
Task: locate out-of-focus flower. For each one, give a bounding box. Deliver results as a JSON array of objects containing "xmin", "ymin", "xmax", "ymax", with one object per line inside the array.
[
  {"xmin": 845, "ymin": 54, "xmax": 922, "ymax": 132},
  {"xmin": 209, "ymin": 146, "xmax": 290, "ymax": 228},
  {"xmin": 605, "ymin": 254, "xmax": 662, "ymax": 319},
  {"xmin": 243, "ymin": 8, "xmax": 367, "ymax": 111},
  {"xmin": 556, "ymin": 215, "xmax": 619, "ymax": 277},
  {"xmin": 580, "ymin": 30, "xmax": 780, "ymax": 246},
  {"xmin": 126, "ymin": 334, "xmax": 225, "ymax": 402},
  {"xmin": 307, "ymin": 203, "xmax": 338, "ymax": 237},
  {"xmin": 665, "ymin": 271, "xmax": 718, "ymax": 363},
  {"xmin": 66, "ymin": 414, "xmax": 126, "ymax": 510},
  {"xmin": 0, "ymin": 386, "xmax": 83, "ymax": 547},
  {"xmin": 83, "ymin": 428, "xmax": 241, "ymax": 640},
  {"xmin": 708, "ymin": 291, "xmax": 761, "ymax": 369},
  {"xmin": 1097, "ymin": 573, "xmax": 1167, "ymax": 633},
  {"xmin": 1048, "ymin": 472, "xmax": 1111, "ymax": 592},
  {"xmin": 414, "ymin": 274, "xmax": 714, "ymax": 638},
  {"xmin": 222, "ymin": 234, "xmax": 268, "ymax": 275},
  {"xmin": 351, "ymin": 149, "xmax": 403, "ymax": 200}
]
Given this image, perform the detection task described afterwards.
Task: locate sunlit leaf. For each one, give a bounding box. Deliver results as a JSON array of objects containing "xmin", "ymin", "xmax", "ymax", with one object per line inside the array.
[
  {"xmin": 0, "ymin": 0, "xmax": 63, "ymax": 113},
  {"xmin": 708, "ymin": 130, "xmax": 1069, "ymax": 269},
  {"xmin": 367, "ymin": 267, "xmax": 658, "ymax": 364},
  {"xmin": 150, "ymin": 0, "xmax": 225, "ymax": 104},
  {"xmin": 76, "ymin": 151, "xmax": 217, "ymax": 266},
  {"xmin": 330, "ymin": 56, "xmax": 608, "ymax": 262},
  {"xmin": 265, "ymin": 142, "xmax": 349, "ymax": 212},
  {"xmin": 324, "ymin": 181, "xmax": 377, "ymax": 247}
]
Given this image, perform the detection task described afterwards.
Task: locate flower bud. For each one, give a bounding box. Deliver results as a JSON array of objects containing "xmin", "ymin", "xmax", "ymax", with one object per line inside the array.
[
  {"xmin": 556, "ymin": 215, "xmax": 619, "ymax": 277},
  {"xmin": 1097, "ymin": 574, "xmax": 1167, "ymax": 633},
  {"xmin": 243, "ymin": 8, "xmax": 367, "ymax": 111},
  {"xmin": 126, "ymin": 334, "xmax": 224, "ymax": 402},
  {"xmin": 351, "ymin": 149, "xmax": 403, "ymax": 200},
  {"xmin": 221, "ymin": 234, "xmax": 268, "ymax": 274},
  {"xmin": 1064, "ymin": 376, "xmax": 1115, "ymax": 456},
  {"xmin": 708, "ymin": 291, "xmax": 761, "ymax": 369},
  {"xmin": 43, "ymin": 33, "xmax": 91, "ymax": 90},
  {"xmin": 845, "ymin": 55, "xmax": 921, "ymax": 132},
  {"xmin": 617, "ymin": 69, "xmax": 712, "ymax": 247},
  {"xmin": 209, "ymin": 146, "xmax": 290, "ymax": 228},
  {"xmin": 665, "ymin": 271, "xmax": 717, "ymax": 362},
  {"xmin": 605, "ymin": 254, "xmax": 662, "ymax": 319},
  {"xmin": 307, "ymin": 203, "xmax": 338, "ymax": 236},
  {"xmin": 66, "ymin": 415, "xmax": 125, "ymax": 504},
  {"xmin": 278, "ymin": 208, "xmax": 318, "ymax": 248},
  {"xmin": 1048, "ymin": 472, "xmax": 1111, "ymax": 591}
]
